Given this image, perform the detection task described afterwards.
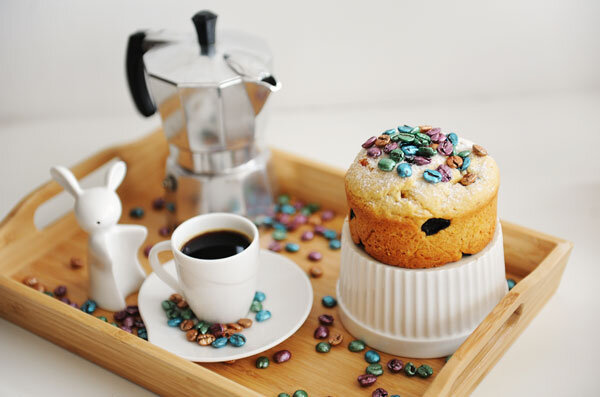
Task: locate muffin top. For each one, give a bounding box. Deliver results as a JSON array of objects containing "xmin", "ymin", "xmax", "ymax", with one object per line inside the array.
[{"xmin": 345, "ymin": 125, "xmax": 499, "ymax": 219}]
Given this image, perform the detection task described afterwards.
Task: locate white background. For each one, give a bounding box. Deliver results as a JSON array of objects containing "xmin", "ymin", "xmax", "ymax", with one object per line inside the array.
[{"xmin": 1, "ymin": 1, "xmax": 599, "ymax": 396}]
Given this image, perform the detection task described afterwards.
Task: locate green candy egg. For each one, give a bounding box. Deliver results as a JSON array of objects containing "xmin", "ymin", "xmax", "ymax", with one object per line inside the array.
[
  {"xmin": 348, "ymin": 340, "xmax": 366, "ymax": 352},
  {"xmin": 250, "ymin": 300, "xmax": 262, "ymax": 313},
  {"xmin": 366, "ymin": 363, "xmax": 384, "ymax": 376},
  {"xmin": 316, "ymin": 342, "xmax": 331, "ymax": 353},
  {"xmin": 378, "ymin": 158, "xmax": 396, "ymax": 172},
  {"xmin": 404, "ymin": 362, "xmax": 417, "ymax": 376},
  {"xmin": 255, "ymin": 356, "xmax": 269, "ymax": 369},
  {"xmin": 417, "ymin": 364, "xmax": 434, "ymax": 378}
]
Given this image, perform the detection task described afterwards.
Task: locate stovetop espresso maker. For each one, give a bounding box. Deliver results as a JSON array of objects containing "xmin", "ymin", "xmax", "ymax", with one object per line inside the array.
[{"xmin": 126, "ymin": 10, "xmax": 279, "ymax": 227}]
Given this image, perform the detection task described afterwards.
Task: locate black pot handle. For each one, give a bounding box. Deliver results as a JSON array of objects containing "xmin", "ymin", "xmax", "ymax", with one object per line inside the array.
[{"xmin": 126, "ymin": 31, "xmax": 156, "ymax": 117}]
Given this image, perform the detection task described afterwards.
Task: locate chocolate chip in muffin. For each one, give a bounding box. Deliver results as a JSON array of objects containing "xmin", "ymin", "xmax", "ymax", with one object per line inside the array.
[
  {"xmin": 349, "ymin": 208, "xmax": 355, "ymax": 220},
  {"xmin": 421, "ymin": 218, "xmax": 451, "ymax": 236}
]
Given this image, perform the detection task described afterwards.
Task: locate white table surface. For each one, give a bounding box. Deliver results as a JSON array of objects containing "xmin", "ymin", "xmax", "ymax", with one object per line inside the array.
[{"xmin": 1, "ymin": 91, "xmax": 599, "ymax": 396}]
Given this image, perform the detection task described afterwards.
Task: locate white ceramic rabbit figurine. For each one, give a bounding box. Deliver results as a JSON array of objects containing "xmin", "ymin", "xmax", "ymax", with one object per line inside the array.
[{"xmin": 50, "ymin": 161, "xmax": 147, "ymax": 311}]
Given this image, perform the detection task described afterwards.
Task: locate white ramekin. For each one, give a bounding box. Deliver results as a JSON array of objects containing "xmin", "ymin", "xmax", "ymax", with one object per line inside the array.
[{"xmin": 337, "ymin": 219, "xmax": 507, "ymax": 358}]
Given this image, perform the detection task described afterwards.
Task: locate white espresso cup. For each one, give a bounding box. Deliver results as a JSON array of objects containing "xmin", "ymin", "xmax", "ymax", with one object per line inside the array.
[{"xmin": 148, "ymin": 213, "xmax": 259, "ymax": 324}]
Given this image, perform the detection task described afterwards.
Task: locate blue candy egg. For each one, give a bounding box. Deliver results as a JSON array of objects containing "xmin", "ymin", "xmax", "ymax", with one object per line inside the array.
[
  {"xmin": 507, "ymin": 278, "xmax": 516, "ymax": 290},
  {"xmin": 212, "ymin": 337, "xmax": 228, "ymax": 348},
  {"xmin": 256, "ymin": 310, "xmax": 272, "ymax": 322},
  {"xmin": 322, "ymin": 295, "xmax": 337, "ymax": 308},
  {"xmin": 81, "ymin": 299, "xmax": 97, "ymax": 314},
  {"xmin": 329, "ymin": 239, "xmax": 341, "ymax": 250},
  {"xmin": 273, "ymin": 222, "xmax": 287, "ymax": 231},
  {"xmin": 280, "ymin": 204, "xmax": 296, "ymax": 215},
  {"xmin": 323, "ymin": 229, "xmax": 337, "ymax": 240},
  {"xmin": 229, "ymin": 334, "xmax": 246, "ymax": 347},
  {"xmin": 447, "ymin": 133, "xmax": 458, "ymax": 146},
  {"xmin": 364, "ymin": 350, "xmax": 381, "ymax": 364},
  {"xmin": 423, "ymin": 169, "xmax": 442, "ymax": 184},
  {"xmin": 167, "ymin": 317, "xmax": 182, "ymax": 327},
  {"xmin": 285, "ymin": 243, "xmax": 300, "ymax": 252},
  {"xmin": 398, "ymin": 125, "xmax": 413, "ymax": 133},
  {"xmin": 460, "ymin": 156, "xmax": 471, "ymax": 171},
  {"xmin": 397, "ymin": 163, "xmax": 412, "ymax": 178},
  {"xmin": 382, "ymin": 128, "xmax": 396, "ymax": 135},
  {"xmin": 401, "ymin": 145, "xmax": 418, "ymax": 156},
  {"xmin": 254, "ymin": 291, "xmax": 266, "ymax": 302}
]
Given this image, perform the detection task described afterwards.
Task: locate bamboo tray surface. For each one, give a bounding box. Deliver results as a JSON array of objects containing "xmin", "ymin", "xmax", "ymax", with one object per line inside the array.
[{"xmin": 0, "ymin": 131, "xmax": 572, "ymax": 397}]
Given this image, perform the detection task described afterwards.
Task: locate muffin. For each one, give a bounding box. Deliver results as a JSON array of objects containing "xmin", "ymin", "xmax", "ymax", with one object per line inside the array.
[{"xmin": 345, "ymin": 125, "xmax": 499, "ymax": 269}]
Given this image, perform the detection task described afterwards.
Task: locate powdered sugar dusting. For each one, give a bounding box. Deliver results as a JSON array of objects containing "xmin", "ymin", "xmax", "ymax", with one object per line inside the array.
[{"xmin": 345, "ymin": 137, "xmax": 499, "ymax": 218}]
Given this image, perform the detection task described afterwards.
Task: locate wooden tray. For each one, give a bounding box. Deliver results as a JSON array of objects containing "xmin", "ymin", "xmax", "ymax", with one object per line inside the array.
[{"xmin": 0, "ymin": 130, "xmax": 572, "ymax": 397}]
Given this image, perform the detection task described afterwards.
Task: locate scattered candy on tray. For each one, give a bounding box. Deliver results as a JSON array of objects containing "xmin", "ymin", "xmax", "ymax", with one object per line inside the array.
[
  {"xmin": 285, "ymin": 242, "xmax": 299, "ymax": 253},
  {"xmin": 70, "ymin": 257, "xmax": 83, "ymax": 269},
  {"xmin": 309, "ymin": 265, "xmax": 323, "ymax": 278},
  {"xmin": 366, "ymin": 363, "xmax": 383, "ymax": 376},
  {"xmin": 143, "ymin": 244, "xmax": 153, "ymax": 257},
  {"xmin": 273, "ymin": 349, "xmax": 291, "ymax": 363},
  {"xmin": 329, "ymin": 239, "xmax": 341, "ymax": 250},
  {"xmin": 268, "ymin": 241, "xmax": 283, "ymax": 252},
  {"xmin": 315, "ymin": 341, "xmax": 331, "ymax": 353},
  {"xmin": 22, "ymin": 276, "xmax": 39, "ymax": 287},
  {"xmin": 256, "ymin": 356, "xmax": 269, "ymax": 369},
  {"xmin": 129, "ymin": 207, "xmax": 144, "ymax": 219},
  {"xmin": 81, "ymin": 299, "xmax": 97, "ymax": 314},
  {"xmin": 272, "ymin": 229, "xmax": 287, "ymax": 241},
  {"xmin": 307, "ymin": 251, "xmax": 322, "ymax": 262},
  {"xmin": 292, "ymin": 390, "xmax": 308, "ymax": 397},
  {"xmin": 507, "ymin": 278, "xmax": 516, "ymax": 290},
  {"xmin": 318, "ymin": 314, "xmax": 334, "ymax": 326},
  {"xmin": 321, "ymin": 210, "xmax": 335, "ymax": 221},
  {"xmin": 321, "ymin": 295, "xmax": 337, "ymax": 308},
  {"xmin": 300, "ymin": 230, "xmax": 314, "ymax": 241},
  {"xmin": 158, "ymin": 226, "xmax": 170, "ymax": 236},
  {"xmin": 372, "ymin": 388, "xmax": 389, "ymax": 397},
  {"xmin": 313, "ymin": 225, "xmax": 326, "ymax": 235},
  {"xmin": 417, "ymin": 364, "xmax": 434, "ymax": 378},
  {"xmin": 387, "ymin": 358, "xmax": 404, "ymax": 373},
  {"xmin": 364, "ymin": 349, "xmax": 380, "ymax": 364},
  {"xmin": 404, "ymin": 362, "xmax": 417, "ymax": 376},
  {"xmin": 152, "ymin": 197, "xmax": 165, "ymax": 210},
  {"xmin": 357, "ymin": 373, "xmax": 377, "ymax": 387},
  {"xmin": 348, "ymin": 340, "xmax": 366, "ymax": 352},
  {"xmin": 323, "ymin": 229, "xmax": 337, "ymax": 240},
  {"xmin": 328, "ymin": 333, "xmax": 343, "ymax": 346},
  {"xmin": 314, "ymin": 326, "xmax": 329, "ymax": 339}
]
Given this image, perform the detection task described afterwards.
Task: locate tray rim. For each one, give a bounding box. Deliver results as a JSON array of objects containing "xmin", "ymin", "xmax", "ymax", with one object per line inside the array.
[{"xmin": 0, "ymin": 130, "xmax": 573, "ymax": 397}]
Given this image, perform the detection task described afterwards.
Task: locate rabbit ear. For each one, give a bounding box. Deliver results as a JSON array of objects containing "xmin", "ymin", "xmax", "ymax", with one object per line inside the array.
[
  {"xmin": 50, "ymin": 166, "xmax": 83, "ymax": 198},
  {"xmin": 105, "ymin": 161, "xmax": 127, "ymax": 191}
]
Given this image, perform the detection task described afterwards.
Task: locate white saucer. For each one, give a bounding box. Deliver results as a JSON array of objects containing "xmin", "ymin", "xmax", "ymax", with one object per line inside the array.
[{"xmin": 138, "ymin": 249, "xmax": 313, "ymax": 362}]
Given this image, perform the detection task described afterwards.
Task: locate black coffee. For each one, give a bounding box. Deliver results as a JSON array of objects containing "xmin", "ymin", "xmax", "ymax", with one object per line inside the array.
[{"xmin": 181, "ymin": 229, "xmax": 251, "ymax": 260}]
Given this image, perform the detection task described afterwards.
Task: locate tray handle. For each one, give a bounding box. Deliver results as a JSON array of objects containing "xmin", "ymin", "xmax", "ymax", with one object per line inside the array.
[
  {"xmin": 0, "ymin": 131, "xmax": 166, "ymax": 249},
  {"xmin": 424, "ymin": 289, "xmax": 524, "ymax": 397},
  {"xmin": 425, "ymin": 238, "xmax": 572, "ymax": 397}
]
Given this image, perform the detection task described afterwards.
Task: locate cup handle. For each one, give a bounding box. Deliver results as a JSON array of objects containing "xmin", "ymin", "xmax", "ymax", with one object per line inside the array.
[{"xmin": 148, "ymin": 240, "xmax": 181, "ymax": 293}]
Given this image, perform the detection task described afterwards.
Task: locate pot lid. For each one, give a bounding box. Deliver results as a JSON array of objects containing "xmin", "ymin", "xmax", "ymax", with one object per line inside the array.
[{"xmin": 142, "ymin": 11, "xmax": 274, "ymax": 87}]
